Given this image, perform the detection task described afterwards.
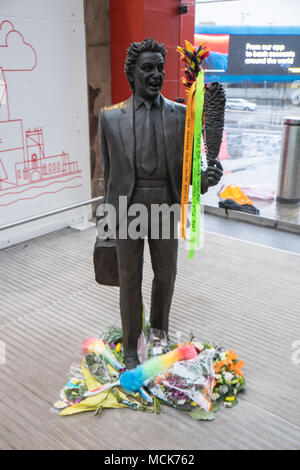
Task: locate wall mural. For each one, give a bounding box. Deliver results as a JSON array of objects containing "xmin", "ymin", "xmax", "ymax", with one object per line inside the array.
[{"xmin": 0, "ymin": 20, "xmax": 82, "ymax": 208}]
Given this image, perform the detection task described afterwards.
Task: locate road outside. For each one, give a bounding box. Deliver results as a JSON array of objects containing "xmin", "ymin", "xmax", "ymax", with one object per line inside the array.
[
  {"xmin": 203, "ymin": 102, "xmax": 300, "ymax": 223},
  {"xmin": 225, "ymin": 102, "xmax": 300, "ymax": 129}
]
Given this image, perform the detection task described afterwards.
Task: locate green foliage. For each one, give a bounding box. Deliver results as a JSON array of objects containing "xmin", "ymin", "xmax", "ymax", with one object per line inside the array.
[
  {"xmin": 102, "ymin": 326, "xmax": 123, "ymax": 345},
  {"xmin": 236, "ymin": 376, "xmax": 247, "ymax": 392},
  {"xmin": 153, "ymin": 395, "xmax": 161, "ymax": 414},
  {"xmin": 211, "ymin": 402, "xmax": 220, "ymax": 413},
  {"xmin": 189, "ymin": 331, "xmax": 195, "ymax": 343},
  {"xmin": 189, "ymin": 409, "xmax": 216, "ymax": 421},
  {"xmin": 94, "ymin": 406, "xmax": 103, "ymax": 416}
]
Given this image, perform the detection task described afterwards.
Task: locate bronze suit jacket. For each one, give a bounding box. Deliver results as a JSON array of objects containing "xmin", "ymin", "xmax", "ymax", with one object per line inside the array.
[{"xmin": 98, "ymin": 94, "xmax": 186, "ymax": 228}]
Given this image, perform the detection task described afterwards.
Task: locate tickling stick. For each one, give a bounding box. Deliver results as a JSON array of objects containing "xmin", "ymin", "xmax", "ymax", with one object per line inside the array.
[
  {"xmin": 83, "ymin": 345, "xmax": 198, "ymax": 401},
  {"xmin": 177, "ymin": 41, "xmax": 208, "ymax": 254}
]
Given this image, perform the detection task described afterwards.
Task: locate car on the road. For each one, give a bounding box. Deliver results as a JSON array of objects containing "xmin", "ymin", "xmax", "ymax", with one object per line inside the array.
[{"xmin": 226, "ymin": 98, "xmax": 257, "ymax": 111}]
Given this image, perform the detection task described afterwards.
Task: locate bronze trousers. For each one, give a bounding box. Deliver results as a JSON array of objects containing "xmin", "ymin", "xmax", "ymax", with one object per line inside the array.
[{"xmin": 115, "ymin": 181, "xmax": 179, "ymax": 359}]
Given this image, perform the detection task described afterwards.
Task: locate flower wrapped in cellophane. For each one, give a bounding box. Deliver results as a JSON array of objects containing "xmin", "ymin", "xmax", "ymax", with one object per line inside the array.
[{"xmin": 53, "ymin": 319, "xmax": 245, "ymax": 421}]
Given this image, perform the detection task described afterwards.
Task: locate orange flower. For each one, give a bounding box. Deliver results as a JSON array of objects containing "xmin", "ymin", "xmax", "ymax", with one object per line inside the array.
[
  {"xmin": 230, "ymin": 360, "xmax": 245, "ymax": 376},
  {"xmin": 215, "ymin": 350, "xmax": 244, "ymax": 376},
  {"xmin": 155, "ymin": 376, "xmax": 164, "ymax": 385},
  {"xmin": 225, "ymin": 350, "xmax": 238, "ymax": 366},
  {"xmin": 215, "ymin": 360, "xmax": 225, "ymax": 373}
]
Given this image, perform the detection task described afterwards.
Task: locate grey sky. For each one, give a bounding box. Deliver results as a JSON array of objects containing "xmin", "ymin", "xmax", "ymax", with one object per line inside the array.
[{"xmin": 196, "ymin": 0, "xmax": 300, "ymax": 26}]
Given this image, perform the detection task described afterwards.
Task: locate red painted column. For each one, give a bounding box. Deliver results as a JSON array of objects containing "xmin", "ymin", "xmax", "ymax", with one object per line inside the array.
[
  {"xmin": 178, "ymin": 1, "xmax": 196, "ymax": 99},
  {"xmin": 110, "ymin": 0, "xmax": 195, "ymax": 104}
]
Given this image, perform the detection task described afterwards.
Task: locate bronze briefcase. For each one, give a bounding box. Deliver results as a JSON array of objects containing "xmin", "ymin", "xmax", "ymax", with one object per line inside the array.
[{"xmin": 93, "ymin": 237, "xmax": 119, "ymax": 287}]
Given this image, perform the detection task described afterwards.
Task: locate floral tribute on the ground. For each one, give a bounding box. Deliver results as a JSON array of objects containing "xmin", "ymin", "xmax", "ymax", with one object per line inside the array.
[{"xmin": 54, "ymin": 320, "xmax": 246, "ymax": 421}]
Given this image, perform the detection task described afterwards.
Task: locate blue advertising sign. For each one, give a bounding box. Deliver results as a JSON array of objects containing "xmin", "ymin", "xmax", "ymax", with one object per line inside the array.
[{"xmin": 195, "ymin": 25, "xmax": 300, "ymax": 82}]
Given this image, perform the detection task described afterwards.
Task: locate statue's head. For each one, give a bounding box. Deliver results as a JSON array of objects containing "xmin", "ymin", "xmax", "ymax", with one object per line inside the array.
[{"xmin": 125, "ymin": 38, "xmax": 167, "ymax": 101}]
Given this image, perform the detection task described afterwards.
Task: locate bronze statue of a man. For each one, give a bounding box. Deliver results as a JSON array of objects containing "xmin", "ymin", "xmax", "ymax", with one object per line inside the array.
[{"xmin": 98, "ymin": 38, "xmax": 223, "ymax": 369}]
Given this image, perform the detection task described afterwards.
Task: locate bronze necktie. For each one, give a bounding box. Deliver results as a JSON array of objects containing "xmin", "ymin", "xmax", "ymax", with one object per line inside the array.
[{"xmin": 141, "ymin": 101, "xmax": 157, "ymax": 174}]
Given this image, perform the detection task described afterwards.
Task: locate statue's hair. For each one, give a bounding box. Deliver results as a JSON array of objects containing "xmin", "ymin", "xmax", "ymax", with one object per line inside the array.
[{"xmin": 125, "ymin": 38, "xmax": 167, "ymax": 90}]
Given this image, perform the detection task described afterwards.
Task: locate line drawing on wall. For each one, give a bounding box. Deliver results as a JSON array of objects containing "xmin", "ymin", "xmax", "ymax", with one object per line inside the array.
[{"xmin": 0, "ymin": 20, "xmax": 82, "ymax": 207}]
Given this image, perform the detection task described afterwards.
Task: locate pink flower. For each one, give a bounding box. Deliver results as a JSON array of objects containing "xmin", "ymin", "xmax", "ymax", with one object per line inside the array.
[{"xmin": 81, "ymin": 337, "xmax": 104, "ymax": 355}]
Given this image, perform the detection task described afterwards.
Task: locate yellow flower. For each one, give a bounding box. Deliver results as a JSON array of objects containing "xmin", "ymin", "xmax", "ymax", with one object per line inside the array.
[
  {"xmin": 116, "ymin": 343, "xmax": 121, "ymax": 353},
  {"xmin": 225, "ymin": 396, "xmax": 236, "ymax": 402},
  {"xmin": 191, "ymin": 401, "xmax": 197, "ymax": 407}
]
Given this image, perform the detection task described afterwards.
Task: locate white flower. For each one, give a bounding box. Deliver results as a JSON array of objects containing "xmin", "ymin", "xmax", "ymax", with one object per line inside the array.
[
  {"xmin": 212, "ymin": 393, "xmax": 220, "ymax": 400},
  {"xmin": 220, "ymin": 352, "xmax": 227, "ymax": 361},
  {"xmin": 219, "ymin": 385, "xmax": 228, "ymax": 394},
  {"xmin": 177, "ymin": 399, "xmax": 186, "ymax": 405},
  {"xmin": 224, "ymin": 372, "xmax": 234, "ymax": 383},
  {"xmin": 215, "ymin": 373, "xmax": 222, "ymax": 380}
]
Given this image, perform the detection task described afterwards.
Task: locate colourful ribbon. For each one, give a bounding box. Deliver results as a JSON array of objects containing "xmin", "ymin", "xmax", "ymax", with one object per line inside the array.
[
  {"xmin": 189, "ymin": 70, "xmax": 204, "ymax": 259},
  {"xmin": 180, "ymin": 80, "xmax": 197, "ymax": 239}
]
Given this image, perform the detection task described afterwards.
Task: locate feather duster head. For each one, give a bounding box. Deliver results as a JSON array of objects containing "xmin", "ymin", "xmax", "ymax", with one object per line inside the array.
[{"xmin": 177, "ymin": 40, "xmax": 210, "ymax": 89}]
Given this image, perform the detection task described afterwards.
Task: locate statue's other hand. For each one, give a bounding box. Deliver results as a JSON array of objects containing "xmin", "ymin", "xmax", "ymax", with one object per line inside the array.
[{"xmin": 204, "ymin": 159, "xmax": 223, "ymax": 187}]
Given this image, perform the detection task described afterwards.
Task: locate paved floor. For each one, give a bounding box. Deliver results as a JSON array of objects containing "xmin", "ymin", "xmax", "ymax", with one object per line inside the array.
[{"xmin": 0, "ymin": 227, "xmax": 299, "ymax": 449}]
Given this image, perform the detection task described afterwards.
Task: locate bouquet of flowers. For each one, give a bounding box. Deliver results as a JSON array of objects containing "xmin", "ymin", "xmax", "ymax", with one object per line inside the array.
[{"xmin": 53, "ymin": 322, "xmax": 245, "ymax": 421}]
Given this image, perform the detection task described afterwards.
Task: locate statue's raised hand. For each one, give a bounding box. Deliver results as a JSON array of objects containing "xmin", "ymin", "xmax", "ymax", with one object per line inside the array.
[{"xmin": 202, "ymin": 159, "xmax": 223, "ymax": 193}]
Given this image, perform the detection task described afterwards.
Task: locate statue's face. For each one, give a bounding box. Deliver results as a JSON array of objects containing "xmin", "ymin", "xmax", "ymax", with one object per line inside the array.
[{"xmin": 132, "ymin": 51, "xmax": 165, "ymax": 100}]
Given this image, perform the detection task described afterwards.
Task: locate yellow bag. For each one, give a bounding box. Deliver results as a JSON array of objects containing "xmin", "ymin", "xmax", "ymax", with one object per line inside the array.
[{"xmin": 219, "ymin": 184, "xmax": 253, "ymax": 206}]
